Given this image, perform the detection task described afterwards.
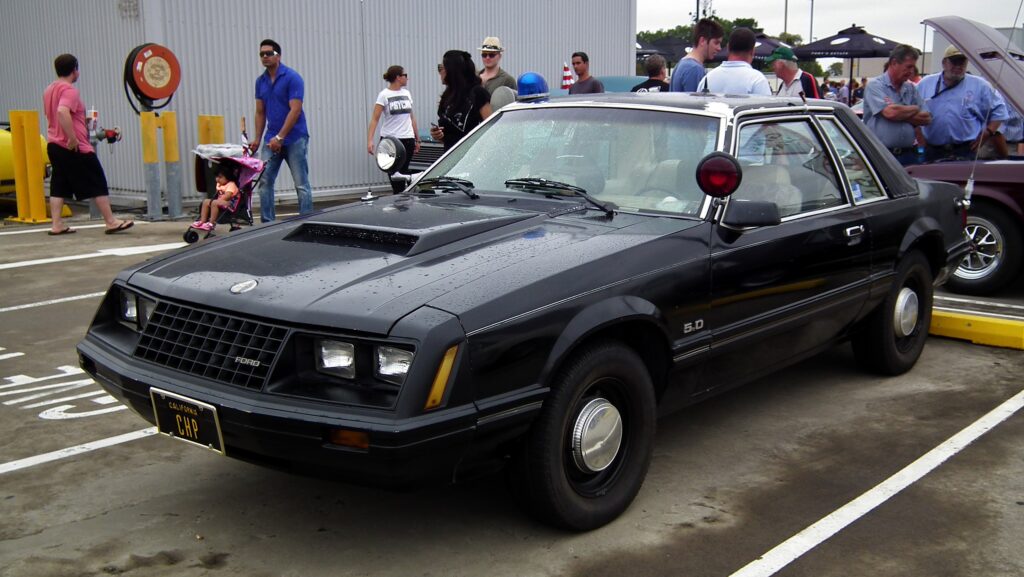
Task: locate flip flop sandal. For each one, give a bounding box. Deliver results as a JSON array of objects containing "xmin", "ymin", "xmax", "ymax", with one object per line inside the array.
[
  {"xmin": 47, "ymin": 227, "xmax": 76, "ymax": 236},
  {"xmin": 105, "ymin": 220, "xmax": 135, "ymax": 234}
]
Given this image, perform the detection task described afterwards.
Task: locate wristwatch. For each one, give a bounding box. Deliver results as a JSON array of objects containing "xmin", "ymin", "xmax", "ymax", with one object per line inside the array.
[{"xmin": 273, "ymin": 134, "xmax": 284, "ymax": 142}]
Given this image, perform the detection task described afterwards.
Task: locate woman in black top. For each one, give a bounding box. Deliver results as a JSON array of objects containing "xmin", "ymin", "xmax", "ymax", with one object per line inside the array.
[{"xmin": 429, "ymin": 50, "xmax": 492, "ymax": 149}]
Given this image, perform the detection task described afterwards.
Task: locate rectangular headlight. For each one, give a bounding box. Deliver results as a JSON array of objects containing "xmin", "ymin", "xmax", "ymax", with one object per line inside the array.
[
  {"xmin": 317, "ymin": 339, "xmax": 356, "ymax": 379},
  {"xmin": 376, "ymin": 346, "xmax": 413, "ymax": 384},
  {"xmin": 119, "ymin": 290, "xmax": 138, "ymax": 324}
]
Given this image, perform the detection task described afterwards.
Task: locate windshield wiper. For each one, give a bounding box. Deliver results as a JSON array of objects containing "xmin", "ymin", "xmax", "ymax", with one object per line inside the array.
[
  {"xmin": 416, "ymin": 176, "xmax": 479, "ymax": 199},
  {"xmin": 504, "ymin": 177, "xmax": 614, "ymax": 217}
]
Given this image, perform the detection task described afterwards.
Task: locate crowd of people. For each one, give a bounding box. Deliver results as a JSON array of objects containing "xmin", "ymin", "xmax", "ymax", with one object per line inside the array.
[{"xmin": 42, "ymin": 26, "xmax": 1019, "ymax": 234}]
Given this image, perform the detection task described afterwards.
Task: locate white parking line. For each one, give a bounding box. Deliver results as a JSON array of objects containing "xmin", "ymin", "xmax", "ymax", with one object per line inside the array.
[
  {"xmin": 0, "ymin": 427, "xmax": 157, "ymax": 475},
  {"xmin": 0, "ymin": 292, "xmax": 107, "ymax": 314},
  {"xmin": 0, "ymin": 242, "xmax": 186, "ymax": 271},
  {"xmin": 729, "ymin": 388, "xmax": 1024, "ymax": 577},
  {"xmin": 0, "ymin": 222, "xmax": 150, "ymax": 236}
]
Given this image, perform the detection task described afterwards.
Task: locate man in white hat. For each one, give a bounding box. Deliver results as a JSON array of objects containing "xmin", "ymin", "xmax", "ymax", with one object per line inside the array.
[{"xmin": 479, "ymin": 36, "xmax": 517, "ymax": 95}]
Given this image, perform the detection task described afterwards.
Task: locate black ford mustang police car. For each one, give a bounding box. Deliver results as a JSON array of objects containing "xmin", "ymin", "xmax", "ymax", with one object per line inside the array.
[{"xmin": 78, "ymin": 93, "xmax": 969, "ymax": 531}]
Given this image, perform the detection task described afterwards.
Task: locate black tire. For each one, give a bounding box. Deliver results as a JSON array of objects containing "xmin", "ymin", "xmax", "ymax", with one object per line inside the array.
[
  {"xmin": 183, "ymin": 229, "xmax": 199, "ymax": 244},
  {"xmin": 852, "ymin": 251, "xmax": 933, "ymax": 375},
  {"xmin": 946, "ymin": 202, "xmax": 1022, "ymax": 296},
  {"xmin": 511, "ymin": 340, "xmax": 656, "ymax": 531}
]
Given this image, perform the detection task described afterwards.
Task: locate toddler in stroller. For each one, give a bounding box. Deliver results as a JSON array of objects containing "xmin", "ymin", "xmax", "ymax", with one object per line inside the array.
[
  {"xmin": 192, "ymin": 166, "xmax": 238, "ymax": 231},
  {"xmin": 185, "ymin": 145, "xmax": 264, "ymax": 243}
]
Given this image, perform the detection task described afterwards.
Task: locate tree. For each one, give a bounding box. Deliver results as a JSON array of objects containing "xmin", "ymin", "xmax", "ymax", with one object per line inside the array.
[
  {"xmin": 827, "ymin": 62, "xmax": 844, "ymax": 77},
  {"xmin": 777, "ymin": 32, "xmax": 803, "ymax": 46},
  {"xmin": 799, "ymin": 61, "xmax": 824, "ymax": 78},
  {"xmin": 638, "ymin": 25, "xmax": 692, "ymax": 44}
]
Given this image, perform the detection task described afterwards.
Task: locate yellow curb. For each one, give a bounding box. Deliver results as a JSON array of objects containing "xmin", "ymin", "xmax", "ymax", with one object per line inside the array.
[{"xmin": 931, "ymin": 309, "xmax": 1024, "ymax": 350}]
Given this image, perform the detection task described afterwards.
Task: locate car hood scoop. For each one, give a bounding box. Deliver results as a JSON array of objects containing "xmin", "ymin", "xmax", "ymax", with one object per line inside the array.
[{"xmin": 285, "ymin": 204, "xmax": 535, "ymax": 257}]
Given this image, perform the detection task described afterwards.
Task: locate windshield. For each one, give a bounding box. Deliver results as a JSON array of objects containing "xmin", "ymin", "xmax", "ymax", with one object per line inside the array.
[{"xmin": 423, "ymin": 106, "xmax": 722, "ymax": 217}]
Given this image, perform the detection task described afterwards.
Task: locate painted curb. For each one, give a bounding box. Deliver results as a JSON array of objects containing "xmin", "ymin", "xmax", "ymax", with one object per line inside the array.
[{"xmin": 930, "ymin": 309, "xmax": 1024, "ymax": 350}]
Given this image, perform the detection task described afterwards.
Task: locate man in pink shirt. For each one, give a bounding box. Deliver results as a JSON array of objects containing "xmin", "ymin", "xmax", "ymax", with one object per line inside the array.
[{"xmin": 43, "ymin": 53, "xmax": 132, "ymax": 235}]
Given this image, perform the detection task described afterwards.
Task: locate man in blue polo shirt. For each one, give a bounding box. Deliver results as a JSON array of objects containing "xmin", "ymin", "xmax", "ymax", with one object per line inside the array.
[
  {"xmin": 917, "ymin": 45, "xmax": 1008, "ymax": 162},
  {"xmin": 862, "ymin": 45, "xmax": 932, "ymax": 165},
  {"xmin": 248, "ymin": 39, "xmax": 312, "ymax": 223}
]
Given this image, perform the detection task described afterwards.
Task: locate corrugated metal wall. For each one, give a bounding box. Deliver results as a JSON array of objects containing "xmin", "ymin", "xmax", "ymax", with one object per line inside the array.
[{"xmin": 1, "ymin": 0, "xmax": 635, "ymax": 205}]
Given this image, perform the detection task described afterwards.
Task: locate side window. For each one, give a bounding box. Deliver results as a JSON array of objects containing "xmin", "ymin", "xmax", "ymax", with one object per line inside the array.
[
  {"xmin": 734, "ymin": 120, "xmax": 846, "ymax": 217},
  {"xmin": 819, "ymin": 118, "xmax": 886, "ymax": 202}
]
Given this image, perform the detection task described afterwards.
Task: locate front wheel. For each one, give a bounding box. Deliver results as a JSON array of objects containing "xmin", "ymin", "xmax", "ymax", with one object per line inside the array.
[
  {"xmin": 511, "ymin": 340, "xmax": 656, "ymax": 531},
  {"xmin": 852, "ymin": 251, "xmax": 933, "ymax": 375}
]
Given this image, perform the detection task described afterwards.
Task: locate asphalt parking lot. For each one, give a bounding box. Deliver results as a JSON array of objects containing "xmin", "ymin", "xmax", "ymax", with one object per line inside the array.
[{"xmin": 1, "ymin": 207, "xmax": 1022, "ymax": 577}]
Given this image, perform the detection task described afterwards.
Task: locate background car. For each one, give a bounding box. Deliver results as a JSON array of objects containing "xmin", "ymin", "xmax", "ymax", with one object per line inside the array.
[
  {"xmin": 80, "ymin": 93, "xmax": 967, "ymax": 532},
  {"xmin": 904, "ymin": 16, "xmax": 1024, "ymax": 295}
]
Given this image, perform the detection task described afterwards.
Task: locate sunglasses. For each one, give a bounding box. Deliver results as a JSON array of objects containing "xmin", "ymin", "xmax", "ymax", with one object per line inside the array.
[
  {"xmin": 399, "ymin": 73, "xmax": 408, "ymax": 77},
  {"xmin": 259, "ymin": 50, "xmax": 278, "ymax": 58},
  {"xmin": 948, "ymin": 56, "xmax": 968, "ymax": 66},
  {"xmin": 481, "ymin": 52, "xmax": 499, "ymax": 59},
  {"xmin": 437, "ymin": 64, "xmax": 444, "ymax": 72}
]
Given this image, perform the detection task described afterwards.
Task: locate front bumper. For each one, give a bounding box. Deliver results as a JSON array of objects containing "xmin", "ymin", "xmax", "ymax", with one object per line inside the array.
[{"xmin": 78, "ymin": 337, "xmax": 495, "ymax": 487}]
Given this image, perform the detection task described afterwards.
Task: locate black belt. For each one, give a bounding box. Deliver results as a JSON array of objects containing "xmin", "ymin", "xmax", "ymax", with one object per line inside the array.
[
  {"xmin": 887, "ymin": 147, "xmax": 915, "ymax": 156},
  {"xmin": 927, "ymin": 141, "xmax": 973, "ymax": 152}
]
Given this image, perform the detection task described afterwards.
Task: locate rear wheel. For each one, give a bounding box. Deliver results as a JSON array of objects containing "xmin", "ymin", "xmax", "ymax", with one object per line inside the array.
[
  {"xmin": 183, "ymin": 229, "xmax": 199, "ymax": 244},
  {"xmin": 946, "ymin": 202, "xmax": 1022, "ymax": 295},
  {"xmin": 852, "ymin": 251, "xmax": 933, "ymax": 375},
  {"xmin": 511, "ymin": 340, "xmax": 656, "ymax": 531}
]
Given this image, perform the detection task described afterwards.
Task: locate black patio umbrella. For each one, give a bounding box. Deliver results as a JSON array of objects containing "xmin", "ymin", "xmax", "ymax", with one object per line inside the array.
[
  {"xmin": 793, "ymin": 24, "xmax": 902, "ymax": 92},
  {"xmin": 711, "ymin": 33, "xmax": 790, "ymax": 64}
]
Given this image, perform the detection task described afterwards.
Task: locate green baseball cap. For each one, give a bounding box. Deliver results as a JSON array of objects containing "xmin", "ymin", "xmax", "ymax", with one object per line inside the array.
[{"xmin": 765, "ymin": 46, "xmax": 798, "ymax": 64}]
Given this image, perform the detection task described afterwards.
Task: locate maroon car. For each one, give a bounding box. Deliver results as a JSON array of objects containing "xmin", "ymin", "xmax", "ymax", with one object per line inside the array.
[{"xmin": 904, "ymin": 16, "xmax": 1024, "ymax": 295}]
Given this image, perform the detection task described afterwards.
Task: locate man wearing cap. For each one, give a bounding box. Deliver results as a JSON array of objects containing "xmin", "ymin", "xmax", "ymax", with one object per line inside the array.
[
  {"xmin": 696, "ymin": 28, "xmax": 771, "ymax": 96},
  {"xmin": 862, "ymin": 44, "xmax": 932, "ymax": 165},
  {"xmin": 916, "ymin": 45, "xmax": 1009, "ymax": 162},
  {"xmin": 766, "ymin": 46, "xmax": 819, "ymax": 99},
  {"xmin": 478, "ymin": 37, "xmax": 516, "ymax": 95}
]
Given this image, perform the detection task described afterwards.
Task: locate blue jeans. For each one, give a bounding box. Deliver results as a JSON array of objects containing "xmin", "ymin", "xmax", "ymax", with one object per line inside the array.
[{"xmin": 258, "ymin": 135, "xmax": 313, "ymax": 222}]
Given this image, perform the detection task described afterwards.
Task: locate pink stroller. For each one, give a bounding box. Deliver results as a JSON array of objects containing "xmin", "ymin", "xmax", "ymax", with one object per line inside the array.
[{"xmin": 184, "ymin": 146, "xmax": 265, "ymax": 244}]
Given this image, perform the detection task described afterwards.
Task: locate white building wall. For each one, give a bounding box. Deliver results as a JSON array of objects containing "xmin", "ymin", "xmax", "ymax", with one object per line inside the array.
[{"xmin": 1, "ymin": 0, "xmax": 636, "ymax": 206}]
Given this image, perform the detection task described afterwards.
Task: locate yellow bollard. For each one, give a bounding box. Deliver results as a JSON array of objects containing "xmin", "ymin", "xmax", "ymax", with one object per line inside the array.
[
  {"xmin": 7, "ymin": 110, "xmax": 50, "ymax": 224},
  {"xmin": 198, "ymin": 115, "xmax": 225, "ymax": 145},
  {"xmin": 140, "ymin": 111, "xmax": 160, "ymax": 165},
  {"xmin": 160, "ymin": 111, "xmax": 179, "ymax": 163}
]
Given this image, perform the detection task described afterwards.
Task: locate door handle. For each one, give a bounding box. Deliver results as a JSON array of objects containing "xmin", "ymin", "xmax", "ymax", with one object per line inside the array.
[{"xmin": 845, "ymin": 225, "xmax": 865, "ymax": 238}]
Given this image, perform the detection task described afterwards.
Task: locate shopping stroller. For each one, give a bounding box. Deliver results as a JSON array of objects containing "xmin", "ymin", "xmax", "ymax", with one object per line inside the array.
[{"xmin": 184, "ymin": 144, "xmax": 264, "ymax": 244}]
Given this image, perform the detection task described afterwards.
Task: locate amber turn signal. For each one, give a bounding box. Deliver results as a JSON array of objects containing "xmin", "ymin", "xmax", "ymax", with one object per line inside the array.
[
  {"xmin": 327, "ymin": 429, "xmax": 369, "ymax": 449},
  {"xmin": 425, "ymin": 345, "xmax": 459, "ymax": 410}
]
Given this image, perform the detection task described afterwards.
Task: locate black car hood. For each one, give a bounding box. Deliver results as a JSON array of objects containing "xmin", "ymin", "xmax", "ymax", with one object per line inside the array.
[
  {"xmin": 923, "ymin": 16, "xmax": 1024, "ymax": 114},
  {"xmin": 129, "ymin": 196, "xmax": 697, "ymax": 335}
]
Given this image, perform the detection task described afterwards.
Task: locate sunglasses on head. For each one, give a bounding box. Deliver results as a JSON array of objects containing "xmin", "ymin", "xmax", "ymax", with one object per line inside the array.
[{"xmin": 260, "ymin": 50, "xmax": 278, "ymax": 58}]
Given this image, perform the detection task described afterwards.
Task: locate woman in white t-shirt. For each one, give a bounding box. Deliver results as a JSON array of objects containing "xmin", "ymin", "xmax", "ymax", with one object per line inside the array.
[{"xmin": 367, "ymin": 65, "xmax": 421, "ymax": 192}]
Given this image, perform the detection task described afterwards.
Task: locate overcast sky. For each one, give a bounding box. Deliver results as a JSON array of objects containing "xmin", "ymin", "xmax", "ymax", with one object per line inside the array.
[{"xmin": 637, "ymin": 0, "xmax": 1022, "ymax": 51}]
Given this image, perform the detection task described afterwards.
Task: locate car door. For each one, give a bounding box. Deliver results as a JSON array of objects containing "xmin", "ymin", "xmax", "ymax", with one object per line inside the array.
[{"xmin": 703, "ymin": 115, "xmax": 873, "ymax": 391}]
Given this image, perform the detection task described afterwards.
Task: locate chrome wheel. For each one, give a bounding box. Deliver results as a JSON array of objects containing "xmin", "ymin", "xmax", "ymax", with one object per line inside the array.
[
  {"xmin": 571, "ymin": 398, "xmax": 622, "ymax": 473},
  {"xmin": 893, "ymin": 287, "xmax": 919, "ymax": 339},
  {"xmin": 957, "ymin": 216, "xmax": 1003, "ymax": 281}
]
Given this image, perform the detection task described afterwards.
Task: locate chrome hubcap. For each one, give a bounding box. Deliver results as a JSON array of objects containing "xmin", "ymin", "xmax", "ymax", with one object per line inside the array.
[
  {"xmin": 571, "ymin": 398, "xmax": 623, "ymax": 473},
  {"xmin": 957, "ymin": 219, "xmax": 1002, "ymax": 280},
  {"xmin": 893, "ymin": 287, "xmax": 919, "ymax": 338}
]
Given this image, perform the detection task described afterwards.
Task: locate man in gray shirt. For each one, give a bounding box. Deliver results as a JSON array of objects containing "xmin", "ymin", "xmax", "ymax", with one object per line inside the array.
[
  {"xmin": 568, "ymin": 51, "xmax": 604, "ymax": 94},
  {"xmin": 862, "ymin": 44, "xmax": 932, "ymax": 165}
]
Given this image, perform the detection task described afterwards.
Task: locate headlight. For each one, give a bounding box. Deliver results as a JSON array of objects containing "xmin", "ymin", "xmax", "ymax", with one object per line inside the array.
[
  {"xmin": 317, "ymin": 339, "xmax": 356, "ymax": 379},
  {"xmin": 376, "ymin": 346, "xmax": 413, "ymax": 384},
  {"xmin": 119, "ymin": 289, "xmax": 156, "ymax": 330}
]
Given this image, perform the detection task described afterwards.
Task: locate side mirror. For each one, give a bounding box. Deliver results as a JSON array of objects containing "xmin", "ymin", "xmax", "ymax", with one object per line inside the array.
[
  {"xmin": 375, "ymin": 136, "xmax": 408, "ymax": 175},
  {"xmin": 722, "ymin": 199, "xmax": 781, "ymax": 228},
  {"xmin": 696, "ymin": 152, "xmax": 743, "ymax": 198}
]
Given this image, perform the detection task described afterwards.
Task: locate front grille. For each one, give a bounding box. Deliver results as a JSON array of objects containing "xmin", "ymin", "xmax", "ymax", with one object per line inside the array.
[{"xmin": 135, "ymin": 302, "xmax": 288, "ymax": 389}]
